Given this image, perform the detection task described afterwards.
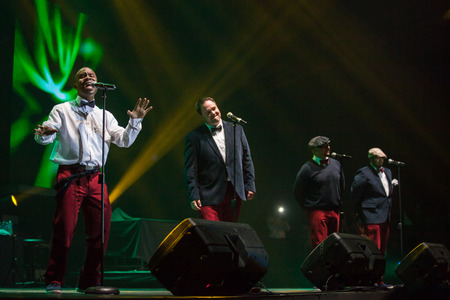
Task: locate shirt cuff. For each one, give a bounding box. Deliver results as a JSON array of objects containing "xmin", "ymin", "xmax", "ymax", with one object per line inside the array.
[
  {"xmin": 34, "ymin": 133, "xmax": 54, "ymax": 144},
  {"xmin": 129, "ymin": 118, "xmax": 143, "ymax": 129}
]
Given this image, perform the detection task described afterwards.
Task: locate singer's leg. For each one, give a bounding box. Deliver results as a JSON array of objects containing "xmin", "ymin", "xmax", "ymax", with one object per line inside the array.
[
  {"xmin": 45, "ymin": 168, "xmax": 83, "ymax": 286},
  {"xmin": 77, "ymin": 173, "xmax": 111, "ymax": 289}
]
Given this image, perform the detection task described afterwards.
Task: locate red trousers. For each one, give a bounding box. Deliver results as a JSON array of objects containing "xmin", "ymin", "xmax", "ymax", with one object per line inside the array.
[
  {"xmin": 44, "ymin": 165, "xmax": 111, "ymax": 289},
  {"xmin": 307, "ymin": 209, "xmax": 340, "ymax": 248},
  {"xmin": 199, "ymin": 182, "xmax": 242, "ymax": 222},
  {"xmin": 359, "ymin": 222, "xmax": 390, "ymax": 255}
]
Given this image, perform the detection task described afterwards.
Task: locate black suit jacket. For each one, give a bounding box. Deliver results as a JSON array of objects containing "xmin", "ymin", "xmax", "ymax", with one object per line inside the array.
[
  {"xmin": 184, "ymin": 120, "xmax": 255, "ymax": 206},
  {"xmin": 350, "ymin": 166, "xmax": 393, "ymax": 224}
]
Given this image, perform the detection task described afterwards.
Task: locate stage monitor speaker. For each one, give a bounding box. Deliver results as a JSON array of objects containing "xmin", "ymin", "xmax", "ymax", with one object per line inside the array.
[
  {"xmin": 148, "ymin": 218, "xmax": 268, "ymax": 296},
  {"xmin": 395, "ymin": 242, "xmax": 450, "ymax": 288},
  {"xmin": 301, "ymin": 232, "xmax": 385, "ymax": 291}
]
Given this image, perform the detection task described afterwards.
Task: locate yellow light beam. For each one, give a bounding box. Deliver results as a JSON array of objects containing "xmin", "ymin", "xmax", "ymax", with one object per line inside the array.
[{"xmin": 109, "ymin": 1, "xmax": 293, "ymax": 203}]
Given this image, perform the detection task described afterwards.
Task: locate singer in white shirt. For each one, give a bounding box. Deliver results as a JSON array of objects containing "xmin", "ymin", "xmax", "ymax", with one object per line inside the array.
[{"xmin": 34, "ymin": 67, "xmax": 153, "ymax": 294}]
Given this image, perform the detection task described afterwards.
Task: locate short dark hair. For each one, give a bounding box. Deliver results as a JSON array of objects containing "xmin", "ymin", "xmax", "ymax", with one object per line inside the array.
[
  {"xmin": 195, "ymin": 97, "xmax": 215, "ymax": 115},
  {"xmin": 73, "ymin": 67, "xmax": 95, "ymax": 83}
]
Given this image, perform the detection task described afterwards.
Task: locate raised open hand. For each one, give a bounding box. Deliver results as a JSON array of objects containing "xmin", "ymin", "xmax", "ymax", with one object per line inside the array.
[{"xmin": 127, "ymin": 98, "xmax": 153, "ymax": 119}]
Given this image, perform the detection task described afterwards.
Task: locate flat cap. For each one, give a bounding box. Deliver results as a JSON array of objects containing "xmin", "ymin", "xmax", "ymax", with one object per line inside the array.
[
  {"xmin": 368, "ymin": 147, "xmax": 387, "ymax": 158},
  {"xmin": 308, "ymin": 136, "xmax": 330, "ymax": 148}
]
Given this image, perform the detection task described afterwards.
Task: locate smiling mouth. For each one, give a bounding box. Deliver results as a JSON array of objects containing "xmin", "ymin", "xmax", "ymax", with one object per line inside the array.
[{"xmin": 83, "ymin": 81, "xmax": 95, "ymax": 88}]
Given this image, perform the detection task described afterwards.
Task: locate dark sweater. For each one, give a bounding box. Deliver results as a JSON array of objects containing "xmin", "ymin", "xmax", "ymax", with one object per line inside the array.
[{"xmin": 293, "ymin": 158, "xmax": 344, "ymax": 210}]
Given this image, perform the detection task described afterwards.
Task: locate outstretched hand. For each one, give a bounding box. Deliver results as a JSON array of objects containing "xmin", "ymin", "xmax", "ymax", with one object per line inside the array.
[
  {"xmin": 34, "ymin": 125, "xmax": 58, "ymax": 136},
  {"xmin": 127, "ymin": 98, "xmax": 153, "ymax": 119}
]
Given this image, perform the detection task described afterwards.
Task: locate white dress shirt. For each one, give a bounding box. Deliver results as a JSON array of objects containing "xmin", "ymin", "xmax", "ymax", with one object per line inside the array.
[
  {"xmin": 378, "ymin": 170, "xmax": 390, "ymax": 197},
  {"xmin": 35, "ymin": 96, "xmax": 143, "ymax": 167},
  {"xmin": 206, "ymin": 120, "xmax": 226, "ymax": 162}
]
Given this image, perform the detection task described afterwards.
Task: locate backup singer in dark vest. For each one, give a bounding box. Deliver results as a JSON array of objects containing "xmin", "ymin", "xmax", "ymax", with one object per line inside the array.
[{"xmin": 293, "ymin": 136, "xmax": 344, "ymax": 248}]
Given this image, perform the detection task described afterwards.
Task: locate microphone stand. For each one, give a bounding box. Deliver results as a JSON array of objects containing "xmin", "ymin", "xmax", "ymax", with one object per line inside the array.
[
  {"xmin": 231, "ymin": 121, "xmax": 237, "ymax": 222},
  {"xmin": 396, "ymin": 164, "xmax": 404, "ymax": 258},
  {"xmin": 85, "ymin": 89, "xmax": 119, "ymax": 295},
  {"xmin": 335, "ymin": 156, "xmax": 346, "ymax": 233}
]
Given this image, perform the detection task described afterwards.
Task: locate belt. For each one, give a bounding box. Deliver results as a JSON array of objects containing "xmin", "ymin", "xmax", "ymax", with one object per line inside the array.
[
  {"xmin": 60, "ymin": 164, "xmax": 100, "ymax": 171},
  {"xmin": 55, "ymin": 166, "xmax": 100, "ymax": 197}
]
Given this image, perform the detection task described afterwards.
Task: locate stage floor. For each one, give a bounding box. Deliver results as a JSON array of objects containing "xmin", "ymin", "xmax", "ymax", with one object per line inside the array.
[
  {"xmin": 0, "ymin": 287, "xmax": 406, "ymax": 300},
  {"xmin": 1, "ymin": 285, "xmax": 449, "ymax": 300}
]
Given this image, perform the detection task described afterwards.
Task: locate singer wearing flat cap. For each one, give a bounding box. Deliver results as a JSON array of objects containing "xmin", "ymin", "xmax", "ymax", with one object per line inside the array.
[
  {"xmin": 184, "ymin": 97, "xmax": 256, "ymax": 222},
  {"xmin": 293, "ymin": 136, "xmax": 345, "ymax": 248},
  {"xmin": 350, "ymin": 148, "xmax": 394, "ymax": 254},
  {"xmin": 34, "ymin": 67, "xmax": 153, "ymax": 294},
  {"xmin": 350, "ymin": 148, "xmax": 395, "ymax": 287}
]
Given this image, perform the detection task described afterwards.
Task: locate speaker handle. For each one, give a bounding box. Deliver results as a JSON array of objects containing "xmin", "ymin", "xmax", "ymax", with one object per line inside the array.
[{"xmin": 224, "ymin": 234, "xmax": 247, "ymax": 267}]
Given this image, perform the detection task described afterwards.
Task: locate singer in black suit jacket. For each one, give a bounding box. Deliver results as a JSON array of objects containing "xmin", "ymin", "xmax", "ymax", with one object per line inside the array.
[
  {"xmin": 350, "ymin": 147, "xmax": 394, "ymax": 255},
  {"xmin": 184, "ymin": 97, "xmax": 255, "ymax": 222}
]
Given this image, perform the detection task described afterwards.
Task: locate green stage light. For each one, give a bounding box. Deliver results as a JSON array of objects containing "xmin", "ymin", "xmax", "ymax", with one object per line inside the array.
[{"xmin": 12, "ymin": 0, "xmax": 103, "ymax": 188}]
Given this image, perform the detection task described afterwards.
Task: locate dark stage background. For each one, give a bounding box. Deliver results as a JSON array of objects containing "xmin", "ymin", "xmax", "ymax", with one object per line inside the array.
[{"xmin": 1, "ymin": 0, "xmax": 449, "ymax": 288}]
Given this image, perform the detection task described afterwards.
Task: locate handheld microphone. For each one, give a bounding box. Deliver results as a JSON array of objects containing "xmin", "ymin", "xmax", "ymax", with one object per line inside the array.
[
  {"xmin": 227, "ymin": 112, "xmax": 247, "ymax": 124},
  {"xmin": 89, "ymin": 82, "xmax": 117, "ymax": 91},
  {"xmin": 331, "ymin": 152, "xmax": 352, "ymax": 159},
  {"xmin": 387, "ymin": 158, "xmax": 405, "ymax": 167}
]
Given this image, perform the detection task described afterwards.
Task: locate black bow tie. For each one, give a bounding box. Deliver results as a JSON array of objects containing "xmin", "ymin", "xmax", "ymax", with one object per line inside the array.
[
  {"xmin": 211, "ymin": 125, "xmax": 222, "ymax": 134},
  {"xmin": 320, "ymin": 159, "xmax": 329, "ymax": 166},
  {"xmin": 80, "ymin": 100, "xmax": 95, "ymax": 108}
]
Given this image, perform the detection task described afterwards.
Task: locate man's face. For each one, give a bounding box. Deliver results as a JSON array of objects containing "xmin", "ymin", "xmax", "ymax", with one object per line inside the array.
[
  {"xmin": 200, "ymin": 100, "xmax": 221, "ymax": 126},
  {"xmin": 312, "ymin": 143, "xmax": 330, "ymax": 159},
  {"xmin": 74, "ymin": 67, "xmax": 97, "ymax": 100},
  {"xmin": 371, "ymin": 156, "xmax": 385, "ymax": 169}
]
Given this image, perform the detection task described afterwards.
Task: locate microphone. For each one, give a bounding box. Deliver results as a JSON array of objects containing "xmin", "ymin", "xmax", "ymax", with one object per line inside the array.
[
  {"xmin": 388, "ymin": 158, "xmax": 405, "ymax": 167},
  {"xmin": 89, "ymin": 82, "xmax": 117, "ymax": 91},
  {"xmin": 227, "ymin": 112, "xmax": 247, "ymax": 124},
  {"xmin": 331, "ymin": 152, "xmax": 352, "ymax": 159}
]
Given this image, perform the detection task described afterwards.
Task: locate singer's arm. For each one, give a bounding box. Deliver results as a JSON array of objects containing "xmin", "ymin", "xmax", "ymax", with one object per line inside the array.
[
  {"xmin": 293, "ymin": 166, "xmax": 308, "ymax": 208},
  {"xmin": 241, "ymin": 128, "xmax": 256, "ymax": 199},
  {"xmin": 184, "ymin": 132, "xmax": 201, "ymax": 209},
  {"xmin": 350, "ymin": 170, "xmax": 367, "ymax": 208},
  {"xmin": 34, "ymin": 105, "xmax": 62, "ymax": 145}
]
